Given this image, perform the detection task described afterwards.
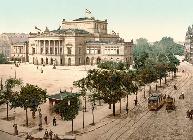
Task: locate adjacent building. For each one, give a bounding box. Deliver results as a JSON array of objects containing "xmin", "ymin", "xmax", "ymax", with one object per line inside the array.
[
  {"xmin": 185, "ymin": 25, "xmax": 193, "ymax": 63},
  {"xmin": 0, "ymin": 33, "xmax": 28, "ymax": 60},
  {"xmin": 10, "ymin": 42, "xmax": 29, "ymax": 62},
  {"xmin": 28, "ymin": 13, "xmax": 133, "ymax": 66}
]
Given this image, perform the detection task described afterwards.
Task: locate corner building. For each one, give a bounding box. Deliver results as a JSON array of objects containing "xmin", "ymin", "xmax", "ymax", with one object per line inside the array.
[{"xmin": 29, "ymin": 16, "xmax": 133, "ymax": 66}]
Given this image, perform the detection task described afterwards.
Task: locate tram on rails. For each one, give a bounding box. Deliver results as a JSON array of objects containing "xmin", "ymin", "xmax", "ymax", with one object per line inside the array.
[{"xmin": 148, "ymin": 93, "xmax": 166, "ymax": 110}]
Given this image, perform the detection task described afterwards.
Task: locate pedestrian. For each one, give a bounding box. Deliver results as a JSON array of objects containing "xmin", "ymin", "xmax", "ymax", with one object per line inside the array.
[
  {"xmin": 174, "ymin": 84, "xmax": 177, "ymax": 90},
  {"xmin": 49, "ymin": 129, "xmax": 53, "ymax": 139},
  {"xmin": 126, "ymin": 105, "xmax": 129, "ymax": 114},
  {"xmin": 44, "ymin": 129, "xmax": 49, "ymax": 138},
  {"xmin": 53, "ymin": 117, "xmax": 56, "ymax": 126},
  {"xmin": 44, "ymin": 116, "xmax": 48, "ymax": 125},
  {"xmin": 134, "ymin": 99, "xmax": 137, "ymax": 106}
]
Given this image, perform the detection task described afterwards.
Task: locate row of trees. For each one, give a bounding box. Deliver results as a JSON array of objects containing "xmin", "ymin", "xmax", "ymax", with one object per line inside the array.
[
  {"xmin": 0, "ymin": 78, "xmax": 47, "ymax": 127},
  {"xmin": 73, "ymin": 37, "xmax": 181, "ymax": 117}
]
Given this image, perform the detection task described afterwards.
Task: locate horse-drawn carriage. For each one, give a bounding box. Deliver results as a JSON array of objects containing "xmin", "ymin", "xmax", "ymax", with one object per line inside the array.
[{"xmin": 166, "ymin": 96, "xmax": 176, "ymax": 111}]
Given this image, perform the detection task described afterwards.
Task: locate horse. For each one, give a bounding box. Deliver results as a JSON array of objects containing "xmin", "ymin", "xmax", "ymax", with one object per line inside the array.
[{"xmin": 187, "ymin": 110, "xmax": 193, "ymax": 119}]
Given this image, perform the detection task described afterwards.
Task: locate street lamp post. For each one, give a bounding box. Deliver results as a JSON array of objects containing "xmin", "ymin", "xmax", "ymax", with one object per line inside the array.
[
  {"xmin": 14, "ymin": 70, "xmax": 16, "ymax": 79},
  {"xmin": 91, "ymin": 103, "xmax": 95, "ymax": 125},
  {"xmin": 0, "ymin": 78, "xmax": 3, "ymax": 90},
  {"xmin": 82, "ymin": 106, "xmax": 85, "ymax": 129},
  {"xmin": 13, "ymin": 109, "xmax": 18, "ymax": 135},
  {"xmin": 134, "ymin": 83, "xmax": 138, "ymax": 106},
  {"xmin": 38, "ymin": 107, "xmax": 43, "ymax": 131}
]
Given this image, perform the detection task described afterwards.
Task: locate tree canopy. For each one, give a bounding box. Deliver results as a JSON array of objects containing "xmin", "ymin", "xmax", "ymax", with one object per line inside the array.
[{"xmin": 0, "ymin": 53, "xmax": 8, "ymax": 64}]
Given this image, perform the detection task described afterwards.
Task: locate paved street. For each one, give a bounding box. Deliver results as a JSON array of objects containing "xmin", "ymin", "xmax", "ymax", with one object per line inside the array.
[
  {"xmin": 77, "ymin": 62, "xmax": 193, "ymax": 140},
  {"xmin": 0, "ymin": 131, "xmax": 23, "ymax": 140}
]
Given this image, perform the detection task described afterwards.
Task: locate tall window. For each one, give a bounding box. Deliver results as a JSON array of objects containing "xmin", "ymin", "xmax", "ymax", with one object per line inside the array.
[
  {"xmin": 55, "ymin": 48, "xmax": 57, "ymax": 55},
  {"xmin": 45, "ymin": 48, "xmax": 48, "ymax": 54},
  {"xmin": 60, "ymin": 47, "xmax": 63, "ymax": 54},
  {"xmin": 79, "ymin": 58, "xmax": 81, "ymax": 65},
  {"xmin": 79, "ymin": 48, "xmax": 81, "ymax": 54},
  {"xmin": 67, "ymin": 47, "xmax": 71, "ymax": 55},
  {"xmin": 32, "ymin": 48, "xmax": 35, "ymax": 54},
  {"xmin": 50, "ymin": 48, "xmax": 53, "ymax": 54},
  {"xmin": 117, "ymin": 49, "xmax": 119, "ymax": 55},
  {"xmin": 98, "ymin": 49, "xmax": 101, "ymax": 54},
  {"xmin": 41, "ymin": 48, "xmax": 43, "ymax": 54}
]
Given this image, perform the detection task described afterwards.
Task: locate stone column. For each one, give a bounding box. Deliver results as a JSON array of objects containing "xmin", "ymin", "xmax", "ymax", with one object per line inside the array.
[
  {"xmin": 44, "ymin": 40, "xmax": 46, "ymax": 54},
  {"xmin": 54, "ymin": 40, "xmax": 55, "ymax": 55},
  {"xmin": 58, "ymin": 40, "xmax": 60, "ymax": 55},
  {"xmin": 48, "ymin": 40, "xmax": 50, "ymax": 55}
]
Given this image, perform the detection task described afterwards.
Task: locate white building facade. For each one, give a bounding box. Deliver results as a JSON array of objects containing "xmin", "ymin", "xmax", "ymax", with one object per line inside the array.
[{"xmin": 28, "ymin": 15, "xmax": 133, "ymax": 66}]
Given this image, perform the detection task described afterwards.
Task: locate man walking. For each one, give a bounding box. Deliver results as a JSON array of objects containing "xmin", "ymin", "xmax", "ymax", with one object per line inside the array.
[
  {"xmin": 44, "ymin": 116, "xmax": 48, "ymax": 125},
  {"xmin": 53, "ymin": 117, "xmax": 56, "ymax": 126}
]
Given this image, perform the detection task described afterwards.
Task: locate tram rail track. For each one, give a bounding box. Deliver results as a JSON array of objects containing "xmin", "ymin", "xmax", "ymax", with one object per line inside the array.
[
  {"xmin": 97, "ymin": 66, "xmax": 188, "ymax": 140},
  {"xmin": 112, "ymin": 65, "xmax": 192, "ymax": 140}
]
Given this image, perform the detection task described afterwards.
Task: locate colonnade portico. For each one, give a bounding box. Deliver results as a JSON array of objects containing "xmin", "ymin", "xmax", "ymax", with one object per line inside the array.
[
  {"xmin": 36, "ymin": 39, "xmax": 63, "ymax": 55},
  {"xmin": 32, "ymin": 39, "xmax": 65, "ymax": 66}
]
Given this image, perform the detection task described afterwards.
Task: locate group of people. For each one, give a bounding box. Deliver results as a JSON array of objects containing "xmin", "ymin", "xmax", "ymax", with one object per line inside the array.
[
  {"xmin": 44, "ymin": 129, "xmax": 60, "ymax": 139},
  {"xmin": 26, "ymin": 129, "xmax": 60, "ymax": 140},
  {"xmin": 44, "ymin": 116, "xmax": 57, "ymax": 126}
]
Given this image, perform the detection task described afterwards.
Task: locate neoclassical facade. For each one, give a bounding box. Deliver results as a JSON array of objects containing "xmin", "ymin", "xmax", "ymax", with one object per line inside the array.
[
  {"xmin": 11, "ymin": 42, "xmax": 28, "ymax": 62},
  {"xmin": 28, "ymin": 15, "xmax": 133, "ymax": 66}
]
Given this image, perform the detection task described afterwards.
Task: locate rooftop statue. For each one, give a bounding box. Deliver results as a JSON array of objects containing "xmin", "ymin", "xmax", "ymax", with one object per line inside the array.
[{"xmin": 44, "ymin": 27, "xmax": 50, "ymax": 33}]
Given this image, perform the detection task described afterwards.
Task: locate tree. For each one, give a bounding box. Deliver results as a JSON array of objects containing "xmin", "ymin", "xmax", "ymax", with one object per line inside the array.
[
  {"xmin": 15, "ymin": 84, "xmax": 47, "ymax": 127},
  {"xmin": 97, "ymin": 61, "xmax": 129, "ymax": 70},
  {"xmin": 133, "ymin": 38, "xmax": 150, "ymax": 70},
  {"xmin": 156, "ymin": 37, "xmax": 184, "ymax": 56},
  {"xmin": 0, "ymin": 53, "xmax": 8, "ymax": 64},
  {"xmin": 0, "ymin": 78, "xmax": 22, "ymax": 120},
  {"xmin": 166, "ymin": 52, "xmax": 180, "ymax": 78},
  {"xmin": 73, "ymin": 78, "xmax": 87, "ymax": 111},
  {"xmin": 53, "ymin": 93, "xmax": 80, "ymax": 133}
]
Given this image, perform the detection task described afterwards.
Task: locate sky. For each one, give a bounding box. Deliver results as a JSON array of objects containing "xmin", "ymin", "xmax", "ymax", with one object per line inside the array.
[{"xmin": 0, "ymin": 0, "xmax": 193, "ymax": 42}]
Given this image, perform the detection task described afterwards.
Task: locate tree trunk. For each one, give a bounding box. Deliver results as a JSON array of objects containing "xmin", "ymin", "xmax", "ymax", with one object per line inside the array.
[
  {"xmin": 156, "ymin": 84, "xmax": 157, "ymax": 91},
  {"xmin": 6, "ymin": 102, "xmax": 8, "ymax": 120},
  {"xmin": 82, "ymin": 108, "xmax": 84, "ymax": 129},
  {"xmin": 126, "ymin": 95, "xmax": 128, "ymax": 110},
  {"xmin": 165, "ymin": 75, "xmax": 166, "ymax": 84},
  {"xmin": 32, "ymin": 111, "xmax": 35, "ymax": 119},
  {"xmin": 72, "ymin": 119, "xmax": 74, "ymax": 133},
  {"xmin": 120, "ymin": 99, "xmax": 121, "ymax": 114},
  {"xmin": 25, "ymin": 108, "xmax": 28, "ymax": 127},
  {"xmin": 84, "ymin": 96, "xmax": 87, "ymax": 112},
  {"xmin": 159, "ymin": 77, "xmax": 161, "ymax": 86},
  {"xmin": 109, "ymin": 103, "xmax": 111, "ymax": 109},
  {"xmin": 92, "ymin": 109, "xmax": 95, "ymax": 125},
  {"xmin": 144, "ymin": 86, "xmax": 146, "ymax": 98},
  {"xmin": 149, "ymin": 85, "xmax": 151, "ymax": 96},
  {"xmin": 99, "ymin": 99, "xmax": 102, "ymax": 106},
  {"xmin": 113, "ymin": 103, "xmax": 115, "ymax": 116}
]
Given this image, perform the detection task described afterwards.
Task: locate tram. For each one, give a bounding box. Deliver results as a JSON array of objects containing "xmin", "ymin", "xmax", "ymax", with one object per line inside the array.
[{"xmin": 148, "ymin": 93, "xmax": 165, "ymax": 110}]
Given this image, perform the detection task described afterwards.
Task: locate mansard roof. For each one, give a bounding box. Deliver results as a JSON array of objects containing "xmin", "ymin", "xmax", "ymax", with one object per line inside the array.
[
  {"xmin": 50, "ymin": 29, "xmax": 90, "ymax": 35},
  {"xmin": 73, "ymin": 17, "xmax": 95, "ymax": 21}
]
